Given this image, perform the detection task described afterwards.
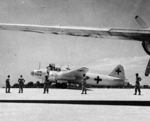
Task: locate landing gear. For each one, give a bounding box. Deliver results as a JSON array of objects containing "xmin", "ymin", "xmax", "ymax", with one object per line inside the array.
[
  {"xmin": 61, "ymin": 83, "xmax": 67, "ymax": 89},
  {"xmin": 55, "ymin": 83, "xmax": 61, "ymax": 88},
  {"xmin": 55, "ymin": 83, "xmax": 67, "ymax": 89}
]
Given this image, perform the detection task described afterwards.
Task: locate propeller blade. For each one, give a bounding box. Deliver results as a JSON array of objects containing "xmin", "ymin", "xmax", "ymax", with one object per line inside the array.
[
  {"xmin": 39, "ymin": 62, "xmax": 41, "ymax": 69},
  {"xmin": 135, "ymin": 15, "xmax": 149, "ymax": 29}
]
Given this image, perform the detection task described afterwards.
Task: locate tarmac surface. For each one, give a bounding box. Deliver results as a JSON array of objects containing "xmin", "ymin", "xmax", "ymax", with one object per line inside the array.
[
  {"xmin": 1, "ymin": 88, "xmax": 150, "ymax": 105},
  {"xmin": 1, "ymin": 88, "xmax": 150, "ymax": 121}
]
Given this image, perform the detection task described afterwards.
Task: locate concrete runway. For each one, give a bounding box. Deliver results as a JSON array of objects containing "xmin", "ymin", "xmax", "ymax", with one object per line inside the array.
[
  {"xmin": 1, "ymin": 88, "xmax": 150, "ymax": 106},
  {"xmin": 1, "ymin": 88, "xmax": 150, "ymax": 121}
]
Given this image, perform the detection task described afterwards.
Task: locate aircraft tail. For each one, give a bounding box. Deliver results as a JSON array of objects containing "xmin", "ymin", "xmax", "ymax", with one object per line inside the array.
[{"xmin": 109, "ymin": 65, "xmax": 126, "ymax": 80}]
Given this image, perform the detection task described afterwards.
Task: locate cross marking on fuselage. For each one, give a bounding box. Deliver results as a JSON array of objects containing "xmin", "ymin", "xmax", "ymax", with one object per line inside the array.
[
  {"xmin": 94, "ymin": 76, "xmax": 102, "ymax": 84},
  {"xmin": 116, "ymin": 68, "xmax": 121, "ymax": 74}
]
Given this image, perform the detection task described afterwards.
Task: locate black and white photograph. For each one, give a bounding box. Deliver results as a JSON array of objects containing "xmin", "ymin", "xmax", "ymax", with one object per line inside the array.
[{"xmin": 0, "ymin": 0, "xmax": 150, "ymax": 120}]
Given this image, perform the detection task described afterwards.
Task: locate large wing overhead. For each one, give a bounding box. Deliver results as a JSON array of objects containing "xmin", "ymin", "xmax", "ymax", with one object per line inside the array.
[
  {"xmin": 0, "ymin": 23, "xmax": 111, "ymax": 37},
  {"xmin": 0, "ymin": 23, "xmax": 150, "ymax": 41},
  {"xmin": 109, "ymin": 29, "xmax": 150, "ymax": 41}
]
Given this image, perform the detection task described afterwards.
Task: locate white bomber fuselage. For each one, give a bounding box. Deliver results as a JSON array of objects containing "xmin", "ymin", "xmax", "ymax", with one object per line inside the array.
[
  {"xmin": 48, "ymin": 71, "xmax": 125, "ymax": 87},
  {"xmin": 31, "ymin": 65, "xmax": 126, "ymax": 87},
  {"xmin": 86, "ymin": 72, "xmax": 125, "ymax": 86}
]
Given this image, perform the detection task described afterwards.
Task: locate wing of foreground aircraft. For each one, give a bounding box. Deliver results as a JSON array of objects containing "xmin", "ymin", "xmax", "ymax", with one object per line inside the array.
[{"xmin": 0, "ymin": 16, "xmax": 150, "ymax": 55}]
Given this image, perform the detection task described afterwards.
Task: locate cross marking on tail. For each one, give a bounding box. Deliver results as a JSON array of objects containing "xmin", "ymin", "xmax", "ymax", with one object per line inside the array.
[
  {"xmin": 116, "ymin": 68, "xmax": 121, "ymax": 74},
  {"xmin": 94, "ymin": 76, "xmax": 102, "ymax": 84}
]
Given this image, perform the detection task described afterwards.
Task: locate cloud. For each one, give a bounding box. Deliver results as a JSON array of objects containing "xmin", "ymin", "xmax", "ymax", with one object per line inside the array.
[
  {"xmin": 87, "ymin": 55, "xmax": 149, "ymax": 71},
  {"xmin": 84, "ymin": 55, "xmax": 150, "ymax": 85}
]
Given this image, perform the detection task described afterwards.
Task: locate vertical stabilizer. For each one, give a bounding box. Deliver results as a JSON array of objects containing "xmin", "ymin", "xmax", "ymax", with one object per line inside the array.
[{"xmin": 109, "ymin": 65, "xmax": 125, "ymax": 80}]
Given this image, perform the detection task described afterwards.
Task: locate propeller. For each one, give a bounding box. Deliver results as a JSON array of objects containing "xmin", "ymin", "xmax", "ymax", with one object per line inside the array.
[
  {"xmin": 67, "ymin": 65, "xmax": 70, "ymax": 70},
  {"xmin": 135, "ymin": 15, "xmax": 149, "ymax": 29}
]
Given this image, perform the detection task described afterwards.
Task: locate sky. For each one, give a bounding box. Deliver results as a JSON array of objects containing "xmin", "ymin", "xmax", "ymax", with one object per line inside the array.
[{"xmin": 0, "ymin": 0, "xmax": 150, "ymax": 87}]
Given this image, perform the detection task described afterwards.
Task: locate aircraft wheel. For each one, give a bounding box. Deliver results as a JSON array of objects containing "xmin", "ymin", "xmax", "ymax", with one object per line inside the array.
[
  {"xmin": 55, "ymin": 83, "xmax": 61, "ymax": 88},
  {"xmin": 61, "ymin": 83, "xmax": 67, "ymax": 89}
]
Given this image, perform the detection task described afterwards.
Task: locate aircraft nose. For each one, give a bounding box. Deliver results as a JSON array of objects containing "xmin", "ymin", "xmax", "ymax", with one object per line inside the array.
[{"xmin": 30, "ymin": 71, "xmax": 34, "ymax": 76}]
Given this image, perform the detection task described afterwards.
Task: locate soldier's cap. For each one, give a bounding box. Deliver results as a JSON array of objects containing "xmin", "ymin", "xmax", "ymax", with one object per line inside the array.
[
  {"xmin": 8, "ymin": 75, "xmax": 10, "ymax": 77},
  {"xmin": 20, "ymin": 75, "xmax": 22, "ymax": 77}
]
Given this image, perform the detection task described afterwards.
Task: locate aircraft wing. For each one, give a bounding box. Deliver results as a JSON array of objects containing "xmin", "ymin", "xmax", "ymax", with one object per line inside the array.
[
  {"xmin": 63, "ymin": 67, "xmax": 89, "ymax": 77},
  {"xmin": 0, "ymin": 23, "xmax": 150, "ymax": 41}
]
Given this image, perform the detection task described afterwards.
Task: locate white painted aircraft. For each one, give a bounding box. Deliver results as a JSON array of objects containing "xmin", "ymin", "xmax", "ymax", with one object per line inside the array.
[
  {"xmin": 86, "ymin": 65, "xmax": 126, "ymax": 87},
  {"xmin": 0, "ymin": 16, "xmax": 149, "ymax": 55},
  {"xmin": 31, "ymin": 67, "xmax": 89, "ymax": 88},
  {"xmin": 31, "ymin": 65, "xmax": 127, "ymax": 88}
]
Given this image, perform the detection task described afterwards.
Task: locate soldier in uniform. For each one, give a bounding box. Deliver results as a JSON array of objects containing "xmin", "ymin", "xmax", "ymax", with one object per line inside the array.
[
  {"xmin": 81, "ymin": 74, "xmax": 87, "ymax": 94},
  {"xmin": 18, "ymin": 75, "xmax": 25, "ymax": 93},
  {"xmin": 43, "ymin": 74, "xmax": 49, "ymax": 94},
  {"xmin": 6, "ymin": 75, "xmax": 11, "ymax": 93},
  {"xmin": 134, "ymin": 73, "xmax": 142, "ymax": 95}
]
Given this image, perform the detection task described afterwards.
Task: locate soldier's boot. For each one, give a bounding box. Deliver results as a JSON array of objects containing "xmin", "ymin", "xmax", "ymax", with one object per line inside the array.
[{"xmin": 134, "ymin": 93, "xmax": 136, "ymax": 95}]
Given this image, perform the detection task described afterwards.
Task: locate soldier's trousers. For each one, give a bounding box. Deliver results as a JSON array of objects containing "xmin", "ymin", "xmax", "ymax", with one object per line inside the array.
[
  {"xmin": 135, "ymin": 85, "xmax": 141, "ymax": 94},
  {"xmin": 82, "ymin": 87, "xmax": 87, "ymax": 94},
  {"xmin": 19, "ymin": 84, "xmax": 24, "ymax": 93},
  {"xmin": 44, "ymin": 84, "xmax": 49, "ymax": 93},
  {"xmin": 6, "ymin": 85, "xmax": 10, "ymax": 93}
]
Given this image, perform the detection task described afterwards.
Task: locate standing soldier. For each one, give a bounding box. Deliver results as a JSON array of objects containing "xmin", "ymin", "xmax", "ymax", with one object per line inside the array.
[
  {"xmin": 81, "ymin": 74, "xmax": 87, "ymax": 94},
  {"xmin": 43, "ymin": 74, "xmax": 49, "ymax": 94},
  {"xmin": 134, "ymin": 73, "xmax": 142, "ymax": 95},
  {"xmin": 6, "ymin": 75, "xmax": 11, "ymax": 93},
  {"xmin": 18, "ymin": 75, "xmax": 25, "ymax": 93}
]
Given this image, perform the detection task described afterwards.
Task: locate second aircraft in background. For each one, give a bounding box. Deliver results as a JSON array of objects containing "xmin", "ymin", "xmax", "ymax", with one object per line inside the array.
[{"xmin": 30, "ymin": 64, "xmax": 127, "ymax": 88}]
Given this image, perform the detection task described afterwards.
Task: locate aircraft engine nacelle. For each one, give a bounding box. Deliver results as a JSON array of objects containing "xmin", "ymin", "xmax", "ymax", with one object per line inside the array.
[
  {"xmin": 48, "ymin": 71, "xmax": 57, "ymax": 82},
  {"xmin": 142, "ymin": 41, "xmax": 150, "ymax": 55}
]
